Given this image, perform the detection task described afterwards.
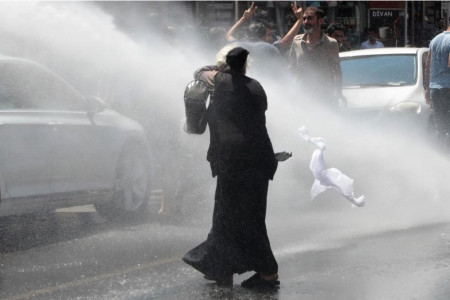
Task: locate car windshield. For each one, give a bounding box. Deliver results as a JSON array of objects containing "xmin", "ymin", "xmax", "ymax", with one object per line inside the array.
[{"xmin": 340, "ymin": 54, "xmax": 417, "ymax": 87}]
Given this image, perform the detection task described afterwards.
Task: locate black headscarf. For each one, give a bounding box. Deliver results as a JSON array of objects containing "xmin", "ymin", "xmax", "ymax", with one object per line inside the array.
[{"xmin": 226, "ymin": 47, "xmax": 249, "ymax": 71}]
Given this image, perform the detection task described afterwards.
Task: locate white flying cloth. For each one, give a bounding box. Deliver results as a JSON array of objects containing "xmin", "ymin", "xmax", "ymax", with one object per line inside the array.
[{"xmin": 298, "ymin": 126, "xmax": 365, "ymax": 207}]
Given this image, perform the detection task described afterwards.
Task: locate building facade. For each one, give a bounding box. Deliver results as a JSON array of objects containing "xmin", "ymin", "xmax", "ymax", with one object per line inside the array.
[
  {"xmin": 96, "ymin": 1, "xmax": 449, "ymax": 49},
  {"xmin": 192, "ymin": 1, "xmax": 449, "ymax": 49}
]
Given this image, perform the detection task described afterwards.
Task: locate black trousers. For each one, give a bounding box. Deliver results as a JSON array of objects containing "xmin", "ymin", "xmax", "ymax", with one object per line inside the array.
[
  {"xmin": 430, "ymin": 88, "xmax": 450, "ymax": 137},
  {"xmin": 183, "ymin": 167, "xmax": 278, "ymax": 277}
]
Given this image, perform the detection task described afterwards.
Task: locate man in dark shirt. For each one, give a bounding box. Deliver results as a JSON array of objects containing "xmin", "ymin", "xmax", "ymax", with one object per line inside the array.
[{"xmin": 183, "ymin": 47, "xmax": 291, "ymax": 288}]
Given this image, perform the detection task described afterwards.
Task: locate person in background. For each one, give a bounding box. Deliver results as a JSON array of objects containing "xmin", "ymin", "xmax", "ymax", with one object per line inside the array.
[
  {"xmin": 273, "ymin": 1, "xmax": 304, "ymax": 54},
  {"xmin": 222, "ymin": 2, "xmax": 282, "ymax": 77},
  {"xmin": 288, "ymin": 6, "xmax": 342, "ymax": 106},
  {"xmin": 230, "ymin": 21, "xmax": 283, "ymax": 76},
  {"xmin": 182, "ymin": 47, "xmax": 291, "ymax": 288},
  {"xmin": 437, "ymin": 17, "xmax": 447, "ymax": 32},
  {"xmin": 253, "ymin": 9, "xmax": 279, "ymax": 44},
  {"xmin": 326, "ymin": 23, "xmax": 351, "ymax": 52},
  {"xmin": 394, "ymin": 14, "xmax": 406, "ymax": 47},
  {"xmin": 425, "ymin": 19, "xmax": 450, "ymax": 148},
  {"xmin": 225, "ymin": 2, "xmax": 274, "ymax": 44},
  {"xmin": 360, "ymin": 27, "xmax": 384, "ymax": 49},
  {"xmin": 226, "ymin": 2, "xmax": 304, "ymax": 54}
]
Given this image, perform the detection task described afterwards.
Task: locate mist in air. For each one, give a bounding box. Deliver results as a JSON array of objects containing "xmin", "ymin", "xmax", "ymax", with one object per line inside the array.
[{"xmin": 1, "ymin": 1, "xmax": 449, "ymax": 241}]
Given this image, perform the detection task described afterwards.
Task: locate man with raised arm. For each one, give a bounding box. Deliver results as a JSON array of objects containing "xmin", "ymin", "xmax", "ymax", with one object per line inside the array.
[{"xmin": 288, "ymin": 6, "xmax": 342, "ymax": 107}]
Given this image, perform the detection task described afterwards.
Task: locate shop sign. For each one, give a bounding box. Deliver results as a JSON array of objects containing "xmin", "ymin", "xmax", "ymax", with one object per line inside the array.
[
  {"xmin": 369, "ymin": 9, "xmax": 401, "ymax": 38},
  {"xmin": 371, "ymin": 10, "xmax": 394, "ymax": 18}
]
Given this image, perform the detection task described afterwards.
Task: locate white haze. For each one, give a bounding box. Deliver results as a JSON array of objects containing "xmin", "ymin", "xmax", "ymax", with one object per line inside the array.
[{"xmin": 0, "ymin": 1, "xmax": 449, "ymax": 242}]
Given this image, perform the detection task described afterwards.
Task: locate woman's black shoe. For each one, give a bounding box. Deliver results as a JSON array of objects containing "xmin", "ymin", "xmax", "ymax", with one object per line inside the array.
[{"xmin": 241, "ymin": 273, "xmax": 280, "ymax": 289}]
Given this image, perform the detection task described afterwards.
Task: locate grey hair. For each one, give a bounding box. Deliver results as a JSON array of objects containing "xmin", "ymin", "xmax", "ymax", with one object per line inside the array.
[{"xmin": 216, "ymin": 43, "xmax": 252, "ymax": 72}]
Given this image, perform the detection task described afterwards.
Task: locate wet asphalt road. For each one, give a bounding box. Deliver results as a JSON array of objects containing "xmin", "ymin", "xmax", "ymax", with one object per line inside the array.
[{"xmin": 1, "ymin": 202, "xmax": 450, "ymax": 300}]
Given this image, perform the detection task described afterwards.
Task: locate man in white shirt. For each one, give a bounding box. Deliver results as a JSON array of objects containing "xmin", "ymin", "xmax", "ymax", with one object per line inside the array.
[{"xmin": 361, "ymin": 28, "xmax": 384, "ymax": 49}]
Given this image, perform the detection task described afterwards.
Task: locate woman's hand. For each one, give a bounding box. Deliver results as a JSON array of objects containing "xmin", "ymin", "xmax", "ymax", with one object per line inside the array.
[{"xmin": 275, "ymin": 152, "xmax": 292, "ymax": 162}]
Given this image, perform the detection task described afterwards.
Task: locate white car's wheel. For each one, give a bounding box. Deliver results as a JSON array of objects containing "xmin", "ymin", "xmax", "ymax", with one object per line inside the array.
[{"xmin": 95, "ymin": 143, "xmax": 151, "ymax": 220}]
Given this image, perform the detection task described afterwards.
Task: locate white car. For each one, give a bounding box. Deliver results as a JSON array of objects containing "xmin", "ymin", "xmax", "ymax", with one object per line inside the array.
[
  {"xmin": 0, "ymin": 55, "xmax": 152, "ymax": 220},
  {"xmin": 339, "ymin": 47, "xmax": 430, "ymax": 125}
]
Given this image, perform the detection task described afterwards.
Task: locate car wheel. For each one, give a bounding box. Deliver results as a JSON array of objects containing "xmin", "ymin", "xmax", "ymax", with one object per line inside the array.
[{"xmin": 95, "ymin": 142, "xmax": 151, "ymax": 221}]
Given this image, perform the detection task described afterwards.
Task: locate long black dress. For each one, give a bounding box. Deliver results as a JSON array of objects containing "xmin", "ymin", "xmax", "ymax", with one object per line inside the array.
[{"xmin": 182, "ymin": 68, "xmax": 279, "ymax": 278}]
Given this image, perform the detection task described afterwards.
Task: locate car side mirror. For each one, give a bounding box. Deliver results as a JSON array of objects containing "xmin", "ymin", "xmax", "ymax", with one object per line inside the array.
[{"xmin": 86, "ymin": 96, "xmax": 106, "ymax": 114}]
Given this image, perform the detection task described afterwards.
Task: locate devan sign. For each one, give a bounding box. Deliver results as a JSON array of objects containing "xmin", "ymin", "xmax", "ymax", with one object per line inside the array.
[{"xmin": 371, "ymin": 10, "xmax": 394, "ymax": 17}]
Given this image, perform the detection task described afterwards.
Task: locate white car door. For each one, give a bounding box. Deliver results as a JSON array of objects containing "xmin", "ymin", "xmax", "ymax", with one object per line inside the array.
[
  {"xmin": 50, "ymin": 109, "xmax": 122, "ymax": 194},
  {"xmin": 25, "ymin": 66, "xmax": 121, "ymax": 195},
  {"xmin": 0, "ymin": 62, "xmax": 52, "ymax": 201}
]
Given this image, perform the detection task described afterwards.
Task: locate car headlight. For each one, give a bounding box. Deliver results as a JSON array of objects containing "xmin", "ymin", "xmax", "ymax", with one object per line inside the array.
[{"xmin": 389, "ymin": 101, "xmax": 422, "ymax": 114}]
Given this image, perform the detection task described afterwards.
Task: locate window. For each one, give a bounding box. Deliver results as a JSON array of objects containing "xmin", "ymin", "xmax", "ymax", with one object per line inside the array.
[
  {"xmin": 0, "ymin": 61, "xmax": 86, "ymax": 111},
  {"xmin": 341, "ymin": 54, "xmax": 417, "ymax": 87}
]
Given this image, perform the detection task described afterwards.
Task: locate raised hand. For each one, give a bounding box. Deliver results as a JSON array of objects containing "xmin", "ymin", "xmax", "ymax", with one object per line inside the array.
[
  {"xmin": 291, "ymin": 1, "xmax": 303, "ymax": 20},
  {"xmin": 243, "ymin": 2, "xmax": 258, "ymax": 21}
]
